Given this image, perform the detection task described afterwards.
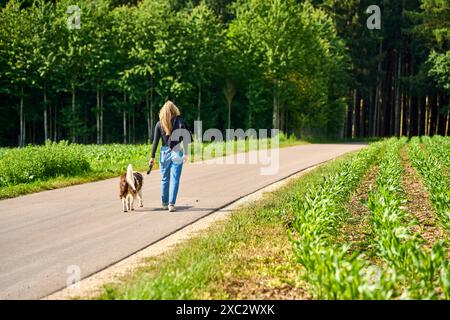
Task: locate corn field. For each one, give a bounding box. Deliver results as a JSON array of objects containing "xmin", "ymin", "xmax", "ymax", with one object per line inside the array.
[{"xmin": 291, "ymin": 136, "xmax": 450, "ymax": 299}]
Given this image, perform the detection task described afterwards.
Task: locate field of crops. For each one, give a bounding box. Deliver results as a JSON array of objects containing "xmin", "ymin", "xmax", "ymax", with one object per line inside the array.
[{"xmin": 291, "ymin": 136, "xmax": 450, "ymax": 299}]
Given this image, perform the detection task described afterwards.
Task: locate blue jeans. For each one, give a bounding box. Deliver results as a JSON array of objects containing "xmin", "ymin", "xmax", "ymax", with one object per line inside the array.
[{"xmin": 159, "ymin": 146, "xmax": 183, "ymax": 206}]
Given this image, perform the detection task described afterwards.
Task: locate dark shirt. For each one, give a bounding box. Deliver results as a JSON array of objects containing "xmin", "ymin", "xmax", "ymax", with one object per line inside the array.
[{"xmin": 151, "ymin": 116, "xmax": 190, "ymax": 158}]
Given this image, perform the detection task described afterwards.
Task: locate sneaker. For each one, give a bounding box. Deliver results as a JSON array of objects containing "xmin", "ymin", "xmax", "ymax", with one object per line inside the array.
[
  {"xmin": 162, "ymin": 204, "xmax": 168, "ymax": 210},
  {"xmin": 168, "ymin": 205, "xmax": 176, "ymax": 212}
]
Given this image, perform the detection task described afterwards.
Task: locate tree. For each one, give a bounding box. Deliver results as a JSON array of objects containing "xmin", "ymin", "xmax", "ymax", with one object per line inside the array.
[
  {"xmin": 83, "ymin": 0, "xmax": 115, "ymax": 144},
  {"xmin": 55, "ymin": 0, "xmax": 93, "ymax": 143},
  {"xmin": 229, "ymin": 0, "xmax": 349, "ymax": 134},
  {"xmin": 230, "ymin": 0, "xmax": 303, "ymax": 129},
  {"xmin": 180, "ymin": 3, "xmax": 224, "ymax": 121},
  {"xmin": 411, "ymin": 0, "xmax": 450, "ymax": 135},
  {"xmin": 32, "ymin": 0, "xmax": 59, "ymax": 142},
  {"xmin": 223, "ymin": 79, "xmax": 236, "ymax": 129},
  {"xmin": 124, "ymin": 0, "xmax": 172, "ymax": 141},
  {"xmin": 0, "ymin": 0, "xmax": 36, "ymax": 146}
]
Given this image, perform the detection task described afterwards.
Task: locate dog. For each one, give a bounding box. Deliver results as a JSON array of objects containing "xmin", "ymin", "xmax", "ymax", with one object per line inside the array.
[{"xmin": 119, "ymin": 164, "xmax": 144, "ymax": 212}]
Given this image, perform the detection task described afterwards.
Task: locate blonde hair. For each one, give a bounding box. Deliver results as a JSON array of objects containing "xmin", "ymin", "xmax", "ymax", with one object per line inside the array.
[{"xmin": 159, "ymin": 100, "xmax": 181, "ymax": 135}]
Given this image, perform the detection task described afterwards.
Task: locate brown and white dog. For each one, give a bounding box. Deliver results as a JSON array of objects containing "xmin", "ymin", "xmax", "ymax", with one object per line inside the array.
[{"xmin": 119, "ymin": 164, "xmax": 143, "ymax": 212}]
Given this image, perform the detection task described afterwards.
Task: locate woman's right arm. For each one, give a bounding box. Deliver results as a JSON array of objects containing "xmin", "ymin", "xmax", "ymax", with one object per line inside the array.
[{"xmin": 150, "ymin": 123, "xmax": 161, "ymax": 164}]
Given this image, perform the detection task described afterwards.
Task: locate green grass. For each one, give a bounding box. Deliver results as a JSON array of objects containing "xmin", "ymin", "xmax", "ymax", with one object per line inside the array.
[
  {"xmin": 0, "ymin": 134, "xmax": 306, "ymax": 200},
  {"xmin": 96, "ymin": 150, "xmax": 359, "ymax": 300}
]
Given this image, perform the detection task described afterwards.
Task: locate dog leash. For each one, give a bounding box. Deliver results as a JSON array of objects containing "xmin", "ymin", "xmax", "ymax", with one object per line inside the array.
[{"xmin": 146, "ymin": 163, "xmax": 154, "ymax": 175}]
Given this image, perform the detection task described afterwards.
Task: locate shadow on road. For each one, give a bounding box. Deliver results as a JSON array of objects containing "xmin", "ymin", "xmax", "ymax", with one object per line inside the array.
[{"xmin": 133, "ymin": 206, "xmax": 217, "ymax": 213}]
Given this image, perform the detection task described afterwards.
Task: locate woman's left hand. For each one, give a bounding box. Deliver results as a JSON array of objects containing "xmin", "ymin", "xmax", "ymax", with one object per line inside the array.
[{"xmin": 183, "ymin": 155, "xmax": 188, "ymax": 163}]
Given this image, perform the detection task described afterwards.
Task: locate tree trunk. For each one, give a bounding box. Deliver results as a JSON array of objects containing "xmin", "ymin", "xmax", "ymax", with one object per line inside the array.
[
  {"xmin": 352, "ymin": 89, "xmax": 357, "ymax": 139},
  {"xmin": 280, "ymin": 103, "xmax": 285, "ymax": 133},
  {"xmin": 425, "ymin": 96, "xmax": 430, "ymax": 136},
  {"xmin": 248, "ymin": 83, "xmax": 253, "ymax": 129},
  {"xmin": 285, "ymin": 109, "xmax": 289, "ymax": 135},
  {"xmin": 425, "ymin": 97, "xmax": 428, "ymax": 136},
  {"xmin": 49, "ymin": 103, "xmax": 53, "ymax": 141},
  {"xmin": 355, "ymin": 93, "xmax": 360, "ymax": 137},
  {"xmin": 343, "ymin": 103, "xmax": 348, "ymax": 138},
  {"xmin": 223, "ymin": 80, "xmax": 236, "ymax": 130},
  {"xmin": 394, "ymin": 52, "xmax": 401, "ymax": 137},
  {"xmin": 445, "ymin": 111, "xmax": 449, "ymax": 137},
  {"xmin": 123, "ymin": 91, "xmax": 127, "ymax": 144},
  {"xmin": 54, "ymin": 103, "xmax": 58, "ymax": 141},
  {"xmin": 435, "ymin": 94, "xmax": 440, "ymax": 135},
  {"xmin": 150, "ymin": 82, "xmax": 154, "ymax": 141},
  {"xmin": 418, "ymin": 97, "xmax": 422, "ymax": 136},
  {"xmin": 197, "ymin": 82, "xmax": 201, "ymax": 121},
  {"xmin": 272, "ymin": 80, "xmax": 279, "ymax": 129},
  {"xmin": 19, "ymin": 86, "xmax": 24, "ymax": 147},
  {"xmin": 368, "ymin": 90, "xmax": 373, "ymax": 137},
  {"xmin": 228, "ymin": 101, "xmax": 232, "ymax": 130},
  {"xmin": 128, "ymin": 109, "xmax": 131, "ymax": 144},
  {"xmin": 32, "ymin": 120, "xmax": 36, "ymax": 144},
  {"xmin": 132, "ymin": 105, "xmax": 135, "ymax": 144},
  {"xmin": 100, "ymin": 88, "xmax": 104, "ymax": 144},
  {"xmin": 96, "ymin": 82, "xmax": 100, "ymax": 144},
  {"xmin": 400, "ymin": 91, "xmax": 404, "ymax": 137},
  {"xmin": 359, "ymin": 98, "xmax": 364, "ymax": 138},
  {"xmin": 407, "ymin": 94, "xmax": 412, "ymax": 137},
  {"xmin": 44, "ymin": 87, "xmax": 48, "ymax": 142},
  {"xmin": 146, "ymin": 90, "xmax": 151, "ymax": 142},
  {"xmin": 71, "ymin": 82, "xmax": 76, "ymax": 143},
  {"xmin": 380, "ymin": 76, "xmax": 386, "ymax": 137},
  {"xmin": 375, "ymin": 40, "xmax": 383, "ymax": 136}
]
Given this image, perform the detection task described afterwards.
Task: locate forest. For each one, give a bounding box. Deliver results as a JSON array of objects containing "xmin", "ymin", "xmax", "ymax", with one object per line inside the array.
[{"xmin": 0, "ymin": 0, "xmax": 448, "ymax": 146}]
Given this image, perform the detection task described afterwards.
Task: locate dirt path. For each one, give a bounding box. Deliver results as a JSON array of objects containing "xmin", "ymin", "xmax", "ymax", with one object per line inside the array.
[
  {"xmin": 400, "ymin": 148, "xmax": 448, "ymax": 248},
  {"xmin": 340, "ymin": 166, "xmax": 379, "ymax": 256}
]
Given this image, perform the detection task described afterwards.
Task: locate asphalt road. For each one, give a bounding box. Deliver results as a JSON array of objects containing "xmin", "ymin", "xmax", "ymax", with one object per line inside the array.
[{"xmin": 0, "ymin": 143, "xmax": 366, "ymax": 299}]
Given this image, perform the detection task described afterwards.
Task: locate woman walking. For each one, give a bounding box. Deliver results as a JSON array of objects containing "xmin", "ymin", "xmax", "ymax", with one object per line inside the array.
[{"xmin": 149, "ymin": 101, "xmax": 190, "ymax": 212}]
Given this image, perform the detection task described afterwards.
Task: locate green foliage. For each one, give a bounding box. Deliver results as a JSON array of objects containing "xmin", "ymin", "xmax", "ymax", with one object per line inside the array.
[
  {"xmin": 421, "ymin": 135, "xmax": 450, "ymax": 168},
  {"xmin": 0, "ymin": 0, "xmax": 353, "ymax": 146},
  {"xmin": 290, "ymin": 140, "xmax": 398, "ymax": 299},
  {"xmin": 410, "ymin": 0, "xmax": 450, "ymax": 97},
  {"xmin": 409, "ymin": 136, "xmax": 450, "ymax": 231},
  {"xmin": 427, "ymin": 51, "xmax": 450, "ymax": 93},
  {"xmin": 0, "ymin": 141, "xmax": 90, "ymax": 186},
  {"xmin": 367, "ymin": 137, "xmax": 450, "ymax": 299},
  {"xmin": 227, "ymin": 0, "xmax": 350, "ymax": 134}
]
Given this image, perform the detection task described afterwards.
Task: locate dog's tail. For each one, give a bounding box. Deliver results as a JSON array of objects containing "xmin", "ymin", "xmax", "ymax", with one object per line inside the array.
[{"xmin": 126, "ymin": 164, "xmax": 136, "ymax": 191}]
